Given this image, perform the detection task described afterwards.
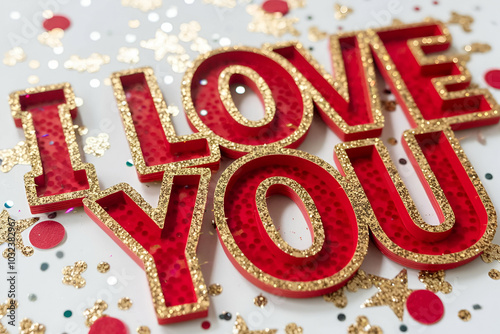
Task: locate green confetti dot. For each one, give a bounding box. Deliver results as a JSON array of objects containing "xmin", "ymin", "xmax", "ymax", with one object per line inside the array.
[
  {"xmin": 64, "ymin": 310, "xmax": 72, "ymax": 318},
  {"xmin": 485, "ymin": 173, "xmax": 493, "ymax": 180},
  {"xmin": 126, "ymin": 159, "xmax": 134, "ymax": 167}
]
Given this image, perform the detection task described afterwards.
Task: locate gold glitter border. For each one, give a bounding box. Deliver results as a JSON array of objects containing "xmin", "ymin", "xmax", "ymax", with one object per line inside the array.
[
  {"xmin": 335, "ymin": 123, "xmax": 497, "ymax": 268},
  {"xmin": 83, "ymin": 168, "xmax": 211, "ymax": 323},
  {"xmin": 9, "ymin": 83, "xmax": 99, "ymax": 213},
  {"xmin": 110, "ymin": 67, "xmax": 221, "ymax": 181},
  {"xmin": 213, "ymin": 147, "xmax": 370, "ymax": 295}
]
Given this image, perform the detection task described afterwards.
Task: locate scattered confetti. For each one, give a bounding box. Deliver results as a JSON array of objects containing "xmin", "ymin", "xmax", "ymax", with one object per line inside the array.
[
  {"xmin": 262, "ymin": 0, "xmax": 289, "ymax": 15},
  {"xmin": 29, "ymin": 220, "xmax": 66, "ymax": 249},
  {"xmin": 347, "ymin": 316, "xmax": 383, "ymax": 334},
  {"xmin": 418, "ymin": 270, "xmax": 452, "ymax": 294},
  {"xmin": 137, "ymin": 326, "xmax": 151, "ymax": 334},
  {"xmin": 43, "ymin": 15, "xmax": 71, "ymax": 31},
  {"xmin": 485, "ymin": 173, "xmax": 493, "ymax": 180},
  {"xmin": 246, "ymin": 4, "xmax": 300, "ymax": 37},
  {"xmin": 448, "ymin": 12, "xmax": 474, "ymax": 32},
  {"xmin": 84, "ymin": 133, "xmax": 111, "ymax": 157},
  {"xmin": 334, "ymin": 3, "xmax": 353, "ymax": 20},
  {"xmin": 219, "ymin": 311, "xmax": 232, "ymax": 320},
  {"xmin": 167, "ymin": 53, "xmax": 192, "ymax": 73},
  {"xmin": 140, "ymin": 30, "xmax": 185, "ymax": 61},
  {"xmin": 1, "ymin": 210, "xmax": 39, "ymax": 258},
  {"xmin": 346, "ymin": 269, "xmax": 373, "ymax": 292},
  {"xmin": 458, "ymin": 309, "xmax": 471, "ymax": 321},
  {"xmin": 338, "ymin": 313, "xmax": 346, "ymax": 321},
  {"xmin": 3, "ymin": 47, "xmax": 26, "ymax": 66},
  {"xmin": 284, "ymin": 323, "xmax": 303, "ymax": 334},
  {"xmin": 89, "ymin": 316, "xmax": 128, "ymax": 334},
  {"xmin": 253, "ymin": 294, "xmax": 268, "ymax": 307},
  {"xmin": 484, "ymin": 69, "xmax": 500, "ymax": 89},
  {"xmin": 64, "ymin": 53, "xmax": 110, "ymax": 73},
  {"xmin": 208, "ymin": 283, "xmax": 223, "ymax": 296},
  {"xmin": 121, "ymin": 0, "xmax": 162, "ymax": 12},
  {"xmin": 362, "ymin": 269, "xmax": 413, "ymax": 320},
  {"xmin": 201, "ymin": 321, "xmax": 211, "ymax": 329},
  {"xmin": 323, "ymin": 288, "xmax": 347, "ymax": 308},
  {"xmin": 38, "ymin": 28, "xmax": 64, "ymax": 49},
  {"xmin": 0, "ymin": 299, "xmax": 18, "ymax": 334},
  {"xmin": 129, "ymin": 19, "xmax": 140, "ymax": 28},
  {"xmin": 481, "ymin": 243, "xmax": 500, "ymax": 262},
  {"xmin": 117, "ymin": 47, "xmax": 140, "ymax": 64},
  {"xmin": 406, "ymin": 290, "xmax": 444, "ymax": 324},
  {"xmin": 19, "ymin": 318, "xmax": 46, "ymax": 334},
  {"xmin": 0, "ymin": 141, "xmax": 30, "ymax": 172},
  {"xmin": 63, "ymin": 310, "xmax": 73, "ymax": 318},
  {"xmin": 399, "ymin": 158, "xmax": 407, "ymax": 165},
  {"xmin": 28, "ymin": 75, "xmax": 40, "ymax": 85},
  {"xmin": 233, "ymin": 315, "xmax": 277, "ymax": 334},
  {"xmin": 179, "ymin": 21, "xmax": 201, "ymax": 42},
  {"xmin": 488, "ymin": 268, "xmax": 500, "ymax": 280},
  {"xmin": 97, "ymin": 261, "xmax": 110, "ymax": 273},
  {"xmin": 62, "ymin": 261, "xmax": 87, "ymax": 289},
  {"xmin": 126, "ymin": 159, "xmax": 134, "ymax": 167},
  {"xmin": 387, "ymin": 137, "xmax": 397, "ymax": 146},
  {"xmin": 28, "ymin": 60, "xmax": 40, "ymax": 69},
  {"xmin": 118, "ymin": 297, "xmax": 133, "ymax": 310},
  {"xmin": 308, "ymin": 26, "xmax": 328, "ymax": 42},
  {"xmin": 28, "ymin": 294, "xmax": 37, "ymax": 301},
  {"xmin": 84, "ymin": 300, "xmax": 108, "ymax": 327},
  {"xmin": 464, "ymin": 42, "xmax": 491, "ymax": 53},
  {"xmin": 382, "ymin": 100, "xmax": 397, "ymax": 111},
  {"xmin": 203, "ymin": 0, "xmax": 236, "ymax": 8}
]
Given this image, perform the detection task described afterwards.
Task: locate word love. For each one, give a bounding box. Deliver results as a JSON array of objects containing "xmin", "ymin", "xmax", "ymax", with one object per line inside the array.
[{"xmin": 8, "ymin": 20, "xmax": 497, "ymax": 324}]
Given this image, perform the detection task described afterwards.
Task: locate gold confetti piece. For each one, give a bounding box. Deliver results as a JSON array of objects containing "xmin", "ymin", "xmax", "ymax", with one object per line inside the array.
[
  {"xmin": 121, "ymin": 0, "xmax": 162, "ymax": 11},
  {"xmin": 62, "ymin": 261, "xmax": 87, "ymax": 289},
  {"xmin": 392, "ymin": 18, "xmax": 404, "ymax": 26},
  {"xmin": 0, "ymin": 210, "xmax": 38, "ymax": 257},
  {"xmin": 418, "ymin": 270, "xmax": 452, "ymax": 294},
  {"xmin": 64, "ymin": 53, "xmax": 110, "ymax": 73},
  {"xmin": 387, "ymin": 137, "xmax": 397, "ymax": 146},
  {"xmin": 253, "ymin": 294, "xmax": 268, "ymax": 308},
  {"xmin": 203, "ymin": 0, "xmax": 236, "ymax": 8},
  {"xmin": 448, "ymin": 12, "xmax": 473, "ymax": 32},
  {"xmin": 84, "ymin": 133, "xmax": 111, "ymax": 157},
  {"xmin": 348, "ymin": 316, "xmax": 383, "ymax": 334},
  {"xmin": 285, "ymin": 323, "xmax": 303, "ymax": 334},
  {"xmin": 128, "ymin": 19, "xmax": 140, "ymax": 28},
  {"xmin": 464, "ymin": 42, "xmax": 492, "ymax": 53},
  {"xmin": 28, "ymin": 75, "xmax": 40, "ymax": 85},
  {"xmin": 140, "ymin": 30, "xmax": 186, "ymax": 61},
  {"xmin": 165, "ymin": 105, "xmax": 180, "ymax": 117},
  {"xmin": 481, "ymin": 243, "xmax": 500, "ymax": 263},
  {"xmin": 167, "ymin": 54, "xmax": 192, "ymax": 73},
  {"xmin": 323, "ymin": 287, "xmax": 347, "ymax": 308},
  {"xmin": 308, "ymin": 26, "xmax": 328, "ymax": 42},
  {"xmin": 137, "ymin": 326, "xmax": 151, "ymax": 334},
  {"xmin": 233, "ymin": 315, "xmax": 277, "ymax": 334},
  {"xmin": 179, "ymin": 21, "xmax": 201, "ymax": 42},
  {"xmin": 19, "ymin": 318, "xmax": 46, "ymax": 334},
  {"xmin": 286, "ymin": 0, "xmax": 306, "ymax": 9},
  {"xmin": 0, "ymin": 141, "xmax": 31, "ymax": 172},
  {"xmin": 346, "ymin": 269, "xmax": 373, "ymax": 292},
  {"xmin": 190, "ymin": 37, "xmax": 212, "ymax": 54},
  {"xmin": 117, "ymin": 47, "xmax": 140, "ymax": 64},
  {"xmin": 382, "ymin": 100, "xmax": 397, "ymax": 111},
  {"xmin": 103, "ymin": 77, "xmax": 112, "ymax": 86},
  {"xmin": 28, "ymin": 60, "xmax": 40, "ymax": 69},
  {"xmin": 334, "ymin": 3, "xmax": 353, "ymax": 20},
  {"xmin": 42, "ymin": 10, "xmax": 53, "ymax": 19},
  {"xmin": 246, "ymin": 4, "xmax": 300, "ymax": 37},
  {"xmin": 458, "ymin": 309, "xmax": 471, "ymax": 321},
  {"xmin": 208, "ymin": 283, "xmax": 223, "ymax": 296},
  {"xmin": 38, "ymin": 28, "xmax": 64, "ymax": 48},
  {"xmin": 488, "ymin": 269, "xmax": 500, "ymax": 280},
  {"xmin": 3, "ymin": 46, "xmax": 26, "ymax": 66},
  {"xmin": 97, "ymin": 261, "xmax": 110, "ymax": 273},
  {"xmin": 362, "ymin": 269, "xmax": 413, "ymax": 321},
  {"xmin": 0, "ymin": 299, "xmax": 18, "ymax": 334},
  {"xmin": 118, "ymin": 297, "xmax": 133, "ymax": 310},
  {"xmin": 84, "ymin": 300, "xmax": 108, "ymax": 327}
]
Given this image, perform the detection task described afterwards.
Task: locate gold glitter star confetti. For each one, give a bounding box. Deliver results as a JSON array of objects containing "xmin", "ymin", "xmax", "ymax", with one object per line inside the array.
[
  {"xmin": 418, "ymin": 270, "xmax": 452, "ymax": 294},
  {"xmin": 208, "ymin": 283, "xmax": 223, "ymax": 296},
  {"xmin": 448, "ymin": 12, "xmax": 474, "ymax": 32},
  {"xmin": 308, "ymin": 26, "xmax": 328, "ymax": 42},
  {"xmin": 118, "ymin": 297, "xmax": 133, "ymax": 310},
  {"xmin": 3, "ymin": 47, "xmax": 26, "ymax": 66},
  {"xmin": 362, "ymin": 269, "xmax": 413, "ymax": 320},
  {"xmin": 0, "ymin": 210, "xmax": 39, "ymax": 258},
  {"xmin": 254, "ymin": 294, "xmax": 268, "ymax": 307},
  {"xmin": 19, "ymin": 318, "xmax": 46, "ymax": 334},
  {"xmin": 233, "ymin": 315, "xmax": 277, "ymax": 334},
  {"xmin": 348, "ymin": 316, "xmax": 383, "ymax": 334},
  {"xmin": 488, "ymin": 269, "xmax": 500, "ymax": 280},
  {"xmin": 179, "ymin": 21, "xmax": 201, "ymax": 42},
  {"xmin": 0, "ymin": 299, "xmax": 18, "ymax": 333},
  {"xmin": 334, "ymin": 3, "xmax": 353, "ymax": 20},
  {"xmin": 137, "ymin": 326, "xmax": 151, "ymax": 334},
  {"xmin": 84, "ymin": 300, "xmax": 108, "ymax": 327},
  {"xmin": 140, "ymin": 30, "xmax": 185, "ymax": 61},
  {"xmin": 285, "ymin": 323, "xmax": 303, "ymax": 334},
  {"xmin": 323, "ymin": 287, "xmax": 347, "ymax": 308},
  {"xmin": 0, "ymin": 141, "xmax": 31, "ymax": 173},
  {"xmin": 346, "ymin": 269, "xmax": 373, "ymax": 292},
  {"xmin": 64, "ymin": 53, "xmax": 110, "ymax": 73},
  {"xmin": 117, "ymin": 47, "xmax": 140, "ymax": 64},
  {"xmin": 38, "ymin": 28, "xmax": 64, "ymax": 48},
  {"xmin": 458, "ymin": 309, "xmax": 471, "ymax": 321},
  {"xmin": 464, "ymin": 42, "xmax": 492, "ymax": 53},
  {"xmin": 203, "ymin": 0, "xmax": 236, "ymax": 8},
  {"xmin": 83, "ymin": 133, "xmax": 111, "ymax": 157},
  {"xmin": 167, "ymin": 54, "xmax": 192, "ymax": 73},
  {"xmin": 121, "ymin": 0, "xmax": 162, "ymax": 12},
  {"xmin": 246, "ymin": 4, "xmax": 300, "ymax": 37},
  {"xmin": 481, "ymin": 243, "xmax": 500, "ymax": 263},
  {"xmin": 62, "ymin": 261, "xmax": 87, "ymax": 289},
  {"xmin": 97, "ymin": 261, "xmax": 110, "ymax": 273}
]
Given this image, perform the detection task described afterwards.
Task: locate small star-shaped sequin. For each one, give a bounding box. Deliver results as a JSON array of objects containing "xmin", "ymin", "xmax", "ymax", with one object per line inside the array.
[
  {"xmin": 362, "ymin": 269, "xmax": 413, "ymax": 320},
  {"xmin": 233, "ymin": 315, "xmax": 277, "ymax": 334},
  {"xmin": 0, "ymin": 210, "xmax": 39, "ymax": 258}
]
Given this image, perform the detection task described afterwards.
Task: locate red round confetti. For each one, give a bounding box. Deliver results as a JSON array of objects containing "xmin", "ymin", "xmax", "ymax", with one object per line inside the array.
[
  {"xmin": 262, "ymin": 0, "xmax": 289, "ymax": 15},
  {"xmin": 485, "ymin": 69, "xmax": 500, "ymax": 89},
  {"xmin": 42, "ymin": 15, "xmax": 71, "ymax": 31},
  {"xmin": 89, "ymin": 317, "xmax": 128, "ymax": 334},
  {"xmin": 29, "ymin": 220, "xmax": 65, "ymax": 249},
  {"xmin": 406, "ymin": 290, "xmax": 444, "ymax": 325},
  {"xmin": 201, "ymin": 320, "xmax": 211, "ymax": 330},
  {"xmin": 414, "ymin": 6, "xmax": 421, "ymax": 11}
]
